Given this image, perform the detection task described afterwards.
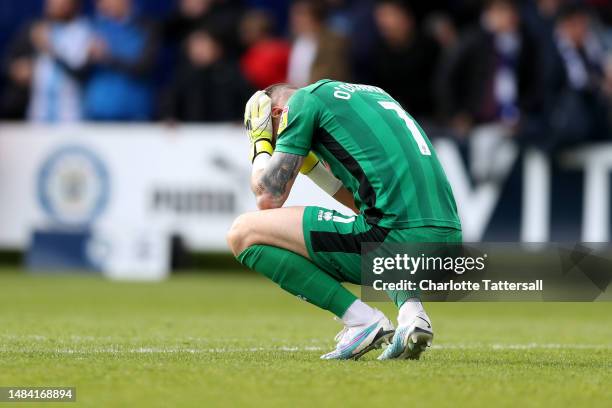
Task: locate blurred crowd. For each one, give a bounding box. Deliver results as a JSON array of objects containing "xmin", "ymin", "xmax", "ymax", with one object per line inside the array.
[{"xmin": 1, "ymin": 0, "xmax": 612, "ymax": 149}]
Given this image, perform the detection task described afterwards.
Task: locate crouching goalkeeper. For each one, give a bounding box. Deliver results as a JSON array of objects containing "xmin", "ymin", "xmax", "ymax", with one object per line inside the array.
[{"xmin": 227, "ymin": 80, "xmax": 462, "ymax": 360}]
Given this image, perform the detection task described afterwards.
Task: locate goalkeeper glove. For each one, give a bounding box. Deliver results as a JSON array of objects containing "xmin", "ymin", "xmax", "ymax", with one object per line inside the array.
[
  {"xmin": 244, "ymin": 90, "xmax": 274, "ymax": 162},
  {"xmin": 244, "ymin": 90, "xmax": 325, "ymax": 177}
]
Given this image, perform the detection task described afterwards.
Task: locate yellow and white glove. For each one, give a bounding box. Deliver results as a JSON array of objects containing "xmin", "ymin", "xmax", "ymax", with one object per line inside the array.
[
  {"xmin": 244, "ymin": 90, "xmax": 339, "ymax": 194},
  {"xmin": 244, "ymin": 90, "xmax": 274, "ymax": 163}
]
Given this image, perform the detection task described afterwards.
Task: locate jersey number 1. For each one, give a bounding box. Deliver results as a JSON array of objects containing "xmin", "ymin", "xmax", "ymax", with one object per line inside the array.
[{"xmin": 378, "ymin": 101, "xmax": 431, "ymax": 156}]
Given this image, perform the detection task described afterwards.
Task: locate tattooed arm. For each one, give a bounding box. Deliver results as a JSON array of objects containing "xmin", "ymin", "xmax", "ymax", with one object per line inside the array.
[{"xmin": 251, "ymin": 152, "xmax": 304, "ymax": 210}]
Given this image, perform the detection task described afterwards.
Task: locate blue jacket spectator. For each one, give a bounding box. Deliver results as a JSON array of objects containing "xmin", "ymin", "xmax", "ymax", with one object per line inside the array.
[
  {"xmin": 84, "ymin": 0, "xmax": 157, "ymax": 121},
  {"xmin": 1, "ymin": 0, "xmax": 90, "ymax": 122},
  {"xmin": 29, "ymin": 17, "xmax": 91, "ymax": 122}
]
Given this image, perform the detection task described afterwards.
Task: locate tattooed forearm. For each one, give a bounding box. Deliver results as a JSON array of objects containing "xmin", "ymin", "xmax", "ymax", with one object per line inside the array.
[{"xmin": 258, "ymin": 153, "xmax": 301, "ymax": 198}]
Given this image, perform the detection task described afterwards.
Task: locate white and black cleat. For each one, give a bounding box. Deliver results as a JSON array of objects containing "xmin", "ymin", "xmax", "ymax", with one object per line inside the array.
[
  {"xmin": 321, "ymin": 311, "xmax": 395, "ymax": 360},
  {"xmin": 378, "ymin": 313, "xmax": 433, "ymax": 360}
]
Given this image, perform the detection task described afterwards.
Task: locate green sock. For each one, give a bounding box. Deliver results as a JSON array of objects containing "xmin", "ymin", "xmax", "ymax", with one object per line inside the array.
[
  {"xmin": 386, "ymin": 289, "xmax": 420, "ymax": 309},
  {"xmin": 237, "ymin": 245, "xmax": 357, "ymax": 318}
]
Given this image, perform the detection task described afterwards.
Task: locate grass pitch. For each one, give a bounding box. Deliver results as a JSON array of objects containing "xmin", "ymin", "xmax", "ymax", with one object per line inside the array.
[{"xmin": 0, "ymin": 268, "xmax": 611, "ymax": 408}]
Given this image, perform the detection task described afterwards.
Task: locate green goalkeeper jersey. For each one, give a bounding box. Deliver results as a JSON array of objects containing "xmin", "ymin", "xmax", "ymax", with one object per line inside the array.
[{"xmin": 274, "ymin": 79, "xmax": 461, "ymax": 230}]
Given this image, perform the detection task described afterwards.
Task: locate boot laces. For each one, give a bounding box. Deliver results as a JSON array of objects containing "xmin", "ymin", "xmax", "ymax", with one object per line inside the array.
[{"xmin": 332, "ymin": 317, "xmax": 350, "ymax": 342}]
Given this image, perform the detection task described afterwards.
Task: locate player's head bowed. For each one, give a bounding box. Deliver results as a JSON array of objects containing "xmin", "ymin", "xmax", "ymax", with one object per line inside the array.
[{"xmin": 263, "ymin": 83, "xmax": 297, "ymax": 137}]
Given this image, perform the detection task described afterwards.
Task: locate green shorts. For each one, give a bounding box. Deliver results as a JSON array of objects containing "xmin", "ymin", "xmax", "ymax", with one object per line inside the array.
[{"xmin": 303, "ymin": 206, "xmax": 462, "ymax": 284}]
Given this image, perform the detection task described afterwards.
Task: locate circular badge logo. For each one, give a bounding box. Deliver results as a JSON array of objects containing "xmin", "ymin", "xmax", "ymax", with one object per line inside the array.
[{"xmin": 37, "ymin": 145, "xmax": 109, "ymax": 226}]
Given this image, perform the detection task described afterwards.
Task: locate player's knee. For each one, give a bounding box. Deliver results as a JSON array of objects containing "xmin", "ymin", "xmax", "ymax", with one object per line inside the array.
[
  {"xmin": 226, "ymin": 214, "xmax": 256, "ymax": 256},
  {"xmin": 226, "ymin": 216, "xmax": 245, "ymax": 256}
]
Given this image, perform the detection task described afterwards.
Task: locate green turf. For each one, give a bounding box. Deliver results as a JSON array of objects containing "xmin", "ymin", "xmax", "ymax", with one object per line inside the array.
[{"xmin": 0, "ymin": 268, "xmax": 610, "ymax": 408}]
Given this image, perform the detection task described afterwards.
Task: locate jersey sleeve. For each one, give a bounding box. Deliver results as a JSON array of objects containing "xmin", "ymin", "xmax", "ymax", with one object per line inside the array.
[{"xmin": 274, "ymin": 90, "xmax": 319, "ymax": 157}]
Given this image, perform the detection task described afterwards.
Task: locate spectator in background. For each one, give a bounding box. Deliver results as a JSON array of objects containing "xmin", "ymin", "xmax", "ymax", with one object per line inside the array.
[
  {"xmin": 372, "ymin": 0, "xmax": 440, "ymax": 119},
  {"xmin": 436, "ymin": 0, "xmax": 539, "ymax": 136},
  {"xmin": 1, "ymin": 0, "xmax": 90, "ymax": 122},
  {"xmin": 425, "ymin": 13, "xmax": 458, "ymax": 52},
  {"xmin": 84, "ymin": 0, "xmax": 157, "ymax": 121},
  {"xmin": 586, "ymin": 0, "xmax": 612, "ymax": 40},
  {"xmin": 324, "ymin": 0, "xmax": 351, "ymax": 36},
  {"xmin": 305, "ymin": 0, "xmax": 378, "ymax": 83},
  {"xmin": 287, "ymin": 0, "xmax": 349, "ymax": 87},
  {"xmin": 538, "ymin": 4, "xmax": 612, "ymax": 148},
  {"xmin": 240, "ymin": 10, "xmax": 290, "ymax": 89},
  {"xmin": 164, "ymin": 0, "xmax": 244, "ymax": 58},
  {"xmin": 521, "ymin": 0, "xmax": 564, "ymax": 51},
  {"xmin": 161, "ymin": 27, "xmax": 252, "ymax": 122},
  {"xmin": 1, "ymin": 26, "xmax": 35, "ymax": 119}
]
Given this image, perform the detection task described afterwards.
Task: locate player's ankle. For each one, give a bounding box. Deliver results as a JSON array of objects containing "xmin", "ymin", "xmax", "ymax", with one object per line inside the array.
[
  {"xmin": 398, "ymin": 298, "xmax": 426, "ymax": 326},
  {"xmin": 341, "ymin": 299, "xmax": 378, "ymax": 327}
]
